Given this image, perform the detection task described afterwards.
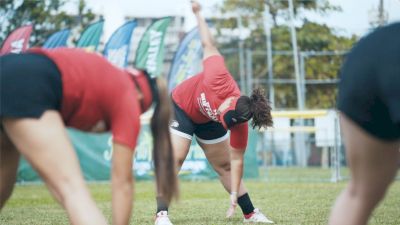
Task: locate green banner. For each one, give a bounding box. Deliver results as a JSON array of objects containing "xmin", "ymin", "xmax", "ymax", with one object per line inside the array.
[
  {"xmin": 135, "ymin": 17, "xmax": 171, "ymax": 77},
  {"xmin": 17, "ymin": 125, "xmax": 259, "ymax": 182},
  {"xmin": 76, "ymin": 20, "xmax": 104, "ymax": 51}
]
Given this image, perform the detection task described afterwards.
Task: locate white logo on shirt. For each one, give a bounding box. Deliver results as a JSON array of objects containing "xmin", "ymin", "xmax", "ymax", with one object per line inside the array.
[{"xmin": 197, "ymin": 93, "xmax": 219, "ymax": 121}]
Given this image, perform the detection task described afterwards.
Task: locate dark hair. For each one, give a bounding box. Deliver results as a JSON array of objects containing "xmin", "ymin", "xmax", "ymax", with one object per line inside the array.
[
  {"xmin": 236, "ymin": 87, "xmax": 273, "ymax": 129},
  {"xmin": 151, "ymin": 77, "xmax": 179, "ymax": 204}
]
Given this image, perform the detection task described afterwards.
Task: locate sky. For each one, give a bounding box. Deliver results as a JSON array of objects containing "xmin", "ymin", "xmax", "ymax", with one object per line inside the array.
[{"xmin": 64, "ymin": 0, "xmax": 400, "ymax": 40}]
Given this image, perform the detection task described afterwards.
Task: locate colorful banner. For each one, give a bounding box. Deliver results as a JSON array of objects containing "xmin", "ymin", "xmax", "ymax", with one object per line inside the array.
[
  {"xmin": 42, "ymin": 29, "xmax": 70, "ymax": 49},
  {"xmin": 135, "ymin": 17, "xmax": 172, "ymax": 77},
  {"xmin": 103, "ymin": 20, "xmax": 137, "ymax": 68},
  {"xmin": 167, "ymin": 27, "xmax": 203, "ymax": 92},
  {"xmin": 17, "ymin": 125, "xmax": 259, "ymax": 182},
  {"xmin": 76, "ymin": 20, "xmax": 104, "ymax": 51},
  {"xmin": 0, "ymin": 25, "xmax": 33, "ymax": 55}
]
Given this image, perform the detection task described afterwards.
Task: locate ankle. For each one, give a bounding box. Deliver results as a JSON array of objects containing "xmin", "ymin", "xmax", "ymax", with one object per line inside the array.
[
  {"xmin": 238, "ymin": 193, "xmax": 255, "ymax": 215},
  {"xmin": 244, "ymin": 211, "xmax": 255, "ymax": 219}
]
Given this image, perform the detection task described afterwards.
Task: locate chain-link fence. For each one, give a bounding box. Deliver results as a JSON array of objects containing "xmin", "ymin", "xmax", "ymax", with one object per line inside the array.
[
  {"xmin": 255, "ymin": 110, "xmax": 348, "ymax": 183},
  {"xmin": 219, "ymin": 48, "xmax": 400, "ymax": 183}
]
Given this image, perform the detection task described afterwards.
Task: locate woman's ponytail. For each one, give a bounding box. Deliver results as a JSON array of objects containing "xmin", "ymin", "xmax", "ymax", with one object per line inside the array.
[
  {"xmin": 249, "ymin": 87, "xmax": 273, "ymax": 129},
  {"xmin": 150, "ymin": 78, "xmax": 179, "ymax": 204}
]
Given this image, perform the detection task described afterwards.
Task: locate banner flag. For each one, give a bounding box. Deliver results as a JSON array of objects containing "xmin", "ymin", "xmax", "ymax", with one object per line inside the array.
[
  {"xmin": 167, "ymin": 27, "xmax": 203, "ymax": 92},
  {"xmin": 42, "ymin": 29, "xmax": 70, "ymax": 48},
  {"xmin": 103, "ymin": 20, "xmax": 137, "ymax": 68},
  {"xmin": 17, "ymin": 126, "xmax": 259, "ymax": 182},
  {"xmin": 76, "ymin": 20, "xmax": 104, "ymax": 51},
  {"xmin": 0, "ymin": 25, "xmax": 33, "ymax": 55},
  {"xmin": 134, "ymin": 17, "xmax": 172, "ymax": 77}
]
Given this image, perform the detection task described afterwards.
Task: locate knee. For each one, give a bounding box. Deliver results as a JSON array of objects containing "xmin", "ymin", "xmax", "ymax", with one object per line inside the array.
[
  {"xmin": 48, "ymin": 175, "xmax": 85, "ymax": 203},
  {"xmin": 347, "ymin": 181, "xmax": 389, "ymax": 206},
  {"xmin": 215, "ymin": 162, "xmax": 231, "ymax": 175},
  {"xmin": 176, "ymin": 156, "xmax": 186, "ymax": 169}
]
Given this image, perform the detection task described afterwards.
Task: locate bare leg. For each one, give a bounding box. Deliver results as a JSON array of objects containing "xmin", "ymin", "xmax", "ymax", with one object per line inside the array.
[
  {"xmin": 0, "ymin": 130, "xmax": 20, "ymax": 209},
  {"xmin": 198, "ymin": 140, "xmax": 247, "ymax": 196},
  {"xmin": 156, "ymin": 133, "xmax": 191, "ymax": 209},
  {"xmin": 3, "ymin": 111, "xmax": 107, "ymax": 225},
  {"xmin": 329, "ymin": 114, "xmax": 400, "ymax": 225},
  {"xmin": 171, "ymin": 134, "xmax": 192, "ymax": 170}
]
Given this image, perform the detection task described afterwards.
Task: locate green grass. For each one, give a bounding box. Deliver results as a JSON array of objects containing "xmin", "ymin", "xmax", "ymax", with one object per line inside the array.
[{"xmin": 1, "ymin": 171, "xmax": 400, "ymax": 225}]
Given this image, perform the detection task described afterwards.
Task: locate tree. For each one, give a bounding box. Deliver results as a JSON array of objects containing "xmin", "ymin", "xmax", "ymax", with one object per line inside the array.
[
  {"xmin": 216, "ymin": 0, "xmax": 357, "ymax": 109},
  {"xmin": 0, "ymin": 0, "xmax": 97, "ymax": 46}
]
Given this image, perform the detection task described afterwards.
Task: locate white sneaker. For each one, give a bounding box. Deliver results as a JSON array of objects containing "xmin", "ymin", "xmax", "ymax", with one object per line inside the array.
[
  {"xmin": 243, "ymin": 208, "xmax": 274, "ymax": 223},
  {"xmin": 155, "ymin": 211, "xmax": 173, "ymax": 225}
]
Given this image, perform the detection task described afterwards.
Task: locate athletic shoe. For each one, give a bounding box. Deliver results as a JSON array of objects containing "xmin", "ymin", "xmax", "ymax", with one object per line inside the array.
[
  {"xmin": 155, "ymin": 211, "xmax": 173, "ymax": 225},
  {"xmin": 243, "ymin": 208, "xmax": 274, "ymax": 223}
]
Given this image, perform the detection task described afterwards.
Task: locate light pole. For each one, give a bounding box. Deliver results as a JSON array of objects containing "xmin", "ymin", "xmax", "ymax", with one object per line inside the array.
[
  {"xmin": 237, "ymin": 15, "xmax": 247, "ymax": 94},
  {"xmin": 288, "ymin": 0, "xmax": 304, "ymax": 110},
  {"xmin": 263, "ymin": 3, "xmax": 275, "ymax": 107}
]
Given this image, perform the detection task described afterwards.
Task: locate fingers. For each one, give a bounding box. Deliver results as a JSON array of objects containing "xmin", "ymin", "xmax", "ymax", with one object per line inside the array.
[
  {"xmin": 226, "ymin": 192, "xmax": 238, "ymax": 218},
  {"xmin": 226, "ymin": 204, "xmax": 236, "ymax": 218}
]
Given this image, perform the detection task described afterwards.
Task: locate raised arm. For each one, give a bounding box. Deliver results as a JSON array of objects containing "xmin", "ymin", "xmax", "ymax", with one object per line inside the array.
[{"xmin": 191, "ymin": 0, "xmax": 220, "ymax": 59}]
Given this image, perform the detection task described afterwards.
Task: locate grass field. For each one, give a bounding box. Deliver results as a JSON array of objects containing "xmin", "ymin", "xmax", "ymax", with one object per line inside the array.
[{"xmin": 1, "ymin": 169, "xmax": 399, "ymax": 225}]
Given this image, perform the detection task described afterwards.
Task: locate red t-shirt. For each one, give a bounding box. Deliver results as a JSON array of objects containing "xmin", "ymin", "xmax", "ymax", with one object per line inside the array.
[
  {"xmin": 172, "ymin": 55, "xmax": 248, "ymax": 150},
  {"xmin": 30, "ymin": 48, "xmax": 141, "ymax": 149}
]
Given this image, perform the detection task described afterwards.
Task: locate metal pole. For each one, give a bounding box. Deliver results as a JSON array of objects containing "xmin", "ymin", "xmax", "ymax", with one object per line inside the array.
[
  {"xmin": 246, "ymin": 49, "xmax": 253, "ymax": 95},
  {"xmin": 335, "ymin": 112, "xmax": 341, "ymax": 181},
  {"xmin": 300, "ymin": 52, "xmax": 306, "ymax": 107},
  {"xmin": 237, "ymin": 16, "xmax": 246, "ymax": 94},
  {"xmin": 288, "ymin": 0, "xmax": 304, "ymax": 110},
  {"xmin": 288, "ymin": 0, "xmax": 307, "ymax": 167},
  {"xmin": 263, "ymin": 3, "xmax": 275, "ymax": 107},
  {"xmin": 331, "ymin": 112, "xmax": 340, "ymax": 182}
]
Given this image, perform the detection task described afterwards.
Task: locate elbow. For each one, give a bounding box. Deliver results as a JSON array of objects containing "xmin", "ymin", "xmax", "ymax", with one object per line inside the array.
[
  {"xmin": 234, "ymin": 160, "xmax": 244, "ymax": 168},
  {"xmin": 231, "ymin": 156, "xmax": 244, "ymax": 167},
  {"xmin": 202, "ymin": 41, "xmax": 215, "ymax": 50},
  {"xmin": 112, "ymin": 169, "xmax": 133, "ymax": 186}
]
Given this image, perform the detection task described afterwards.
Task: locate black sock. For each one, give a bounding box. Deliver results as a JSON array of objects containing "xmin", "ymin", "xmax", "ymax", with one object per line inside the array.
[
  {"xmin": 237, "ymin": 193, "xmax": 255, "ymax": 215},
  {"xmin": 156, "ymin": 196, "xmax": 169, "ymax": 213}
]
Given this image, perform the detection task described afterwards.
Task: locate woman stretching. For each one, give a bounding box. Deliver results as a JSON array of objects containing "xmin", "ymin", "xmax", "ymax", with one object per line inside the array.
[
  {"xmin": 0, "ymin": 47, "xmax": 178, "ymax": 225},
  {"xmin": 155, "ymin": 1, "xmax": 273, "ymax": 224}
]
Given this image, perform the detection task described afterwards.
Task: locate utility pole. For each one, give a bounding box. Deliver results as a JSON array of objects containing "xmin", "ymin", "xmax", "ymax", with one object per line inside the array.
[
  {"xmin": 288, "ymin": 0, "xmax": 307, "ymax": 168},
  {"xmin": 288, "ymin": 0, "xmax": 304, "ymax": 110}
]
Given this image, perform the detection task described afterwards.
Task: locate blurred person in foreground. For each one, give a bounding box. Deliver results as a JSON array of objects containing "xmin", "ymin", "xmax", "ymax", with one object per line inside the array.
[
  {"xmin": 154, "ymin": 1, "xmax": 274, "ymax": 224},
  {"xmin": 0, "ymin": 47, "xmax": 178, "ymax": 225},
  {"xmin": 329, "ymin": 22, "xmax": 400, "ymax": 225}
]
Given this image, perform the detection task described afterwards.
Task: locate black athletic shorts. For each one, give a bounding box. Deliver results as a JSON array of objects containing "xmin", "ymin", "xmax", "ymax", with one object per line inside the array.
[
  {"xmin": 337, "ymin": 22, "xmax": 400, "ymax": 140},
  {"xmin": 0, "ymin": 53, "xmax": 62, "ymax": 119},
  {"xmin": 169, "ymin": 100, "xmax": 229, "ymax": 144}
]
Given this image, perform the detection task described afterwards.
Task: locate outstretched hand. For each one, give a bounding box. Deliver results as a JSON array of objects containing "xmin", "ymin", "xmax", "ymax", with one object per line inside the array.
[{"xmin": 191, "ymin": 0, "xmax": 201, "ymax": 14}]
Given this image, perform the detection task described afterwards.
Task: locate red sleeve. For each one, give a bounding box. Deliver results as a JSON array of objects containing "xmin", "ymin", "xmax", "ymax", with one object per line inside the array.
[
  {"xmin": 110, "ymin": 93, "xmax": 141, "ymax": 150},
  {"xmin": 229, "ymin": 122, "xmax": 248, "ymax": 150}
]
